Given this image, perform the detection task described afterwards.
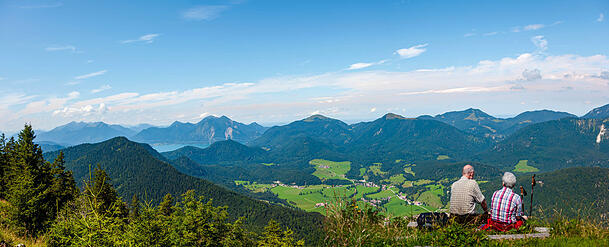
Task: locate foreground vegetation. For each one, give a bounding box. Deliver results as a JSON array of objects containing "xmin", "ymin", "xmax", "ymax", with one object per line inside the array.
[
  {"xmin": 0, "ymin": 126, "xmax": 306, "ymax": 246},
  {"xmin": 324, "ymin": 198, "xmax": 609, "ymax": 247}
]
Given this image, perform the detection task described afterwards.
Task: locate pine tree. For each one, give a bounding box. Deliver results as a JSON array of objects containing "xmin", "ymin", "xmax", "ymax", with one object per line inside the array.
[
  {"xmin": 0, "ymin": 134, "xmax": 8, "ymax": 198},
  {"xmin": 159, "ymin": 193, "xmax": 174, "ymax": 216},
  {"xmin": 84, "ymin": 164, "xmax": 123, "ymax": 216},
  {"xmin": 2, "ymin": 124, "xmax": 74, "ymax": 237},
  {"xmin": 129, "ymin": 194, "xmax": 140, "ymax": 220},
  {"xmin": 257, "ymin": 220, "xmax": 304, "ymax": 247}
]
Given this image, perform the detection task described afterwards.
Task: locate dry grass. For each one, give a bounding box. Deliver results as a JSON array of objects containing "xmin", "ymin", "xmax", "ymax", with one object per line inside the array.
[{"xmin": 0, "ymin": 227, "xmax": 47, "ymax": 247}]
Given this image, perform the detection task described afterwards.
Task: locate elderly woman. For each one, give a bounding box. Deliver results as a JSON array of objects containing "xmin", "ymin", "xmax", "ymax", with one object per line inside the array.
[{"xmin": 481, "ymin": 172, "xmax": 528, "ymax": 231}]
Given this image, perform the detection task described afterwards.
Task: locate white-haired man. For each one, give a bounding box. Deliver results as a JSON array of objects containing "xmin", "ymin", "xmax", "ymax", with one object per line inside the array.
[
  {"xmin": 482, "ymin": 172, "xmax": 528, "ymax": 231},
  {"xmin": 449, "ymin": 164, "xmax": 488, "ymax": 224}
]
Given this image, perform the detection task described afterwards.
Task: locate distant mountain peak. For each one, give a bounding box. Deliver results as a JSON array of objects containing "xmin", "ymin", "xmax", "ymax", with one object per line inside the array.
[
  {"xmin": 303, "ymin": 114, "xmax": 331, "ymax": 122},
  {"xmin": 583, "ymin": 104, "xmax": 609, "ymax": 119},
  {"xmin": 383, "ymin": 113, "xmax": 406, "ymax": 120}
]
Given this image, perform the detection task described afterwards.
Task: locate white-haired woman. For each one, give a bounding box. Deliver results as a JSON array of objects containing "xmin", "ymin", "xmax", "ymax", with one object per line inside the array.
[{"xmin": 481, "ymin": 172, "xmax": 528, "ymax": 231}]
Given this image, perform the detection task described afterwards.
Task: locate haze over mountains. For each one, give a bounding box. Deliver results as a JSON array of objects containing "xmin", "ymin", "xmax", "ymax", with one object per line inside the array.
[{"xmin": 27, "ymin": 104, "xmax": 609, "ymax": 152}]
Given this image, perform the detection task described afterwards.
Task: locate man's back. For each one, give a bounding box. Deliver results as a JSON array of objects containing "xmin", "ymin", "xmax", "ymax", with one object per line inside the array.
[{"xmin": 450, "ymin": 176, "xmax": 485, "ymax": 215}]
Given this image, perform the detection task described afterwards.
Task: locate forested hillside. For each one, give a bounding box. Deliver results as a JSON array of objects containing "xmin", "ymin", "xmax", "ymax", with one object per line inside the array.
[
  {"xmin": 43, "ymin": 137, "xmax": 323, "ymax": 240},
  {"xmin": 477, "ymin": 118, "xmax": 609, "ymax": 171},
  {"xmin": 480, "ymin": 167, "xmax": 609, "ymax": 220}
]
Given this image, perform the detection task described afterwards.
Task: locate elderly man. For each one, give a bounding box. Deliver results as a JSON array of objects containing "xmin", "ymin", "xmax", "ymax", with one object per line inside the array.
[
  {"xmin": 482, "ymin": 172, "xmax": 528, "ymax": 231},
  {"xmin": 449, "ymin": 164, "xmax": 488, "ymax": 224}
]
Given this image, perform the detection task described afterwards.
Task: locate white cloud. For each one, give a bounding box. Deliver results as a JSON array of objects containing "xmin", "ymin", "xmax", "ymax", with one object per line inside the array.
[
  {"xmin": 370, "ymin": 107, "xmax": 376, "ymax": 112},
  {"xmin": 19, "ymin": 91, "xmax": 79, "ymax": 115},
  {"xmin": 483, "ymin": 31, "xmax": 499, "ymax": 36},
  {"xmin": 531, "ymin": 36, "xmax": 548, "ymax": 52},
  {"xmin": 86, "ymin": 60, "xmax": 94, "ymax": 64},
  {"xmin": 523, "ymin": 24, "xmax": 545, "ymax": 31},
  {"xmin": 598, "ymin": 13, "xmax": 605, "ymax": 22},
  {"xmin": 464, "ymin": 32, "xmax": 476, "ymax": 37},
  {"xmin": 4, "ymin": 48, "xmax": 609, "ymax": 131},
  {"xmin": 45, "ymin": 45, "xmax": 78, "ymax": 53},
  {"xmin": 182, "ymin": 5, "xmax": 228, "ymax": 21},
  {"xmin": 74, "ymin": 70, "xmax": 107, "ymax": 80},
  {"xmin": 395, "ymin": 44, "xmax": 428, "ymax": 59},
  {"xmin": 347, "ymin": 60, "xmax": 387, "ymax": 70},
  {"xmin": 522, "ymin": 69, "xmax": 542, "ymax": 81},
  {"xmin": 122, "ymin": 34, "xmax": 160, "ymax": 44},
  {"xmin": 65, "ymin": 81, "xmax": 81, "ymax": 86},
  {"xmin": 91, "ymin": 85, "xmax": 112, "ymax": 93}
]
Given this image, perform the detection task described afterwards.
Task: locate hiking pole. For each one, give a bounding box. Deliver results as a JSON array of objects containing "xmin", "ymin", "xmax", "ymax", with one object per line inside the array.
[
  {"xmin": 520, "ymin": 186, "xmax": 527, "ymax": 215},
  {"xmin": 530, "ymin": 174, "xmax": 536, "ymax": 217}
]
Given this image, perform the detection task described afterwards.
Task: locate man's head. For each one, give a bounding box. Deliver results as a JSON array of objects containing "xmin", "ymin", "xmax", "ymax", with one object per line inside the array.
[
  {"xmin": 502, "ymin": 172, "xmax": 517, "ymax": 188},
  {"xmin": 462, "ymin": 164, "xmax": 475, "ymax": 179}
]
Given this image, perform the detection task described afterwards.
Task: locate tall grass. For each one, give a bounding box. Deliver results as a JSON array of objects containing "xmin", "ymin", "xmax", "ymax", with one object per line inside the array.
[{"xmin": 324, "ymin": 198, "xmax": 609, "ymax": 247}]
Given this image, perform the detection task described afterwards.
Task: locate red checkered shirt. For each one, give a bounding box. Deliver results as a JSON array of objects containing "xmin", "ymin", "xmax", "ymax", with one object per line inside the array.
[{"xmin": 490, "ymin": 187, "xmax": 522, "ymax": 224}]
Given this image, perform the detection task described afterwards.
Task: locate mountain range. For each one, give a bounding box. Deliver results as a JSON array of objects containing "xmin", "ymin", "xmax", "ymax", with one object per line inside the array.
[
  {"xmin": 132, "ymin": 115, "xmax": 268, "ymax": 145},
  {"xmin": 419, "ymin": 108, "xmax": 577, "ymax": 138},
  {"xmin": 13, "ymin": 104, "xmax": 608, "ymax": 151},
  {"xmin": 36, "ymin": 121, "xmax": 136, "ymax": 146}
]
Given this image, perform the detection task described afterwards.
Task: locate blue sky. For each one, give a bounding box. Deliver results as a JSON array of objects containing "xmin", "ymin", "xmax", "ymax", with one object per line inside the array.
[{"xmin": 1, "ymin": 0, "xmax": 608, "ymax": 131}]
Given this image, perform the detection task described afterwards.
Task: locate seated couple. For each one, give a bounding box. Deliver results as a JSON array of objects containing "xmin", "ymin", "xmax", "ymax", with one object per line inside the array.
[{"xmin": 449, "ymin": 165, "xmax": 528, "ymax": 231}]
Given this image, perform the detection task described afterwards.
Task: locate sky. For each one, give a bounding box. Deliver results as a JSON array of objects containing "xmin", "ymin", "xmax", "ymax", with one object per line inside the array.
[{"xmin": 1, "ymin": 0, "xmax": 608, "ymax": 132}]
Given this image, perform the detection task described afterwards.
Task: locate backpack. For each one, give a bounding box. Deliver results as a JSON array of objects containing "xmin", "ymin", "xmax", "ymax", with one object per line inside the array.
[{"xmin": 416, "ymin": 212, "xmax": 449, "ymax": 229}]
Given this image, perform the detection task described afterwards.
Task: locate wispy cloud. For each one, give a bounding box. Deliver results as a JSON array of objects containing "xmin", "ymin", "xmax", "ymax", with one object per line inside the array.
[
  {"xmin": 464, "ymin": 32, "xmax": 476, "ymax": 37},
  {"xmin": 74, "ymin": 70, "xmax": 107, "ymax": 80},
  {"xmin": 512, "ymin": 22, "xmax": 561, "ymax": 33},
  {"xmin": 395, "ymin": 44, "xmax": 428, "ymax": 59},
  {"xmin": 45, "ymin": 45, "xmax": 78, "ymax": 53},
  {"xmin": 182, "ymin": 5, "xmax": 229, "ymax": 21},
  {"xmin": 19, "ymin": 2, "xmax": 63, "ymax": 9},
  {"xmin": 65, "ymin": 81, "xmax": 80, "ymax": 86},
  {"xmin": 483, "ymin": 31, "xmax": 499, "ymax": 36},
  {"xmin": 523, "ymin": 24, "xmax": 545, "ymax": 31},
  {"xmin": 598, "ymin": 13, "xmax": 605, "ymax": 22},
  {"xmin": 121, "ymin": 34, "xmax": 160, "ymax": 44},
  {"xmin": 91, "ymin": 85, "xmax": 112, "ymax": 93},
  {"xmin": 347, "ymin": 60, "xmax": 387, "ymax": 70},
  {"xmin": 531, "ymin": 35, "xmax": 548, "ymax": 52}
]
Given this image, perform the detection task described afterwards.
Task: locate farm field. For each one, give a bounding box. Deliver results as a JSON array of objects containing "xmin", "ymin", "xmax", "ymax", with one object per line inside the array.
[
  {"xmin": 310, "ymin": 159, "xmax": 351, "ymax": 181},
  {"xmin": 513, "ymin": 160, "xmax": 539, "ymax": 173},
  {"xmin": 236, "ymin": 159, "xmax": 448, "ymax": 216}
]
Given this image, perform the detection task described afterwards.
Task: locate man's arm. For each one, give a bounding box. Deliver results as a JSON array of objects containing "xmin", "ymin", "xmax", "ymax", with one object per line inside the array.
[{"xmin": 480, "ymin": 199, "xmax": 488, "ymax": 213}]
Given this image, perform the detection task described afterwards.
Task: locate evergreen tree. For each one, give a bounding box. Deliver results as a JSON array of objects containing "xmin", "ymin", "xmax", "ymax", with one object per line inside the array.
[
  {"xmin": 159, "ymin": 193, "xmax": 174, "ymax": 216},
  {"xmin": 48, "ymin": 152, "xmax": 78, "ymax": 212},
  {"xmin": 257, "ymin": 220, "xmax": 304, "ymax": 247},
  {"xmin": 84, "ymin": 164, "xmax": 127, "ymax": 217},
  {"xmin": 130, "ymin": 194, "xmax": 140, "ymax": 220},
  {"xmin": 2, "ymin": 125, "xmax": 77, "ymax": 237},
  {"xmin": 0, "ymin": 134, "xmax": 8, "ymax": 198}
]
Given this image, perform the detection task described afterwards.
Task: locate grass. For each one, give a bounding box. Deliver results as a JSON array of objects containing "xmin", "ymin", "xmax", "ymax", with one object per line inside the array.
[
  {"xmin": 0, "ymin": 227, "xmax": 47, "ymax": 247},
  {"xmin": 366, "ymin": 188, "xmax": 397, "ymax": 199},
  {"xmin": 354, "ymin": 185, "xmax": 379, "ymax": 199},
  {"xmin": 383, "ymin": 174, "xmax": 406, "ymax": 185},
  {"xmin": 324, "ymin": 199, "xmax": 609, "ymax": 247},
  {"xmin": 261, "ymin": 162, "xmax": 275, "ymax": 166},
  {"xmin": 437, "ymin": 155, "xmax": 450, "ymax": 160},
  {"xmin": 359, "ymin": 168, "xmax": 366, "ymax": 177},
  {"xmin": 413, "ymin": 179, "xmax": 433, "ymax": 186},
  {"xmin": 513, "ymin": 160, "xmax": 540, "ymax": 173},
  {"xmin": 368, "ymin": 164, "xmax": 387, "ymax": 176},
  {"xmin": 310, "ymin": 159, "xmax": 351, "ymax": 181},
  {"xmin": 403, "ymin": 167, "xmax": 415, "ymax": 176}
]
